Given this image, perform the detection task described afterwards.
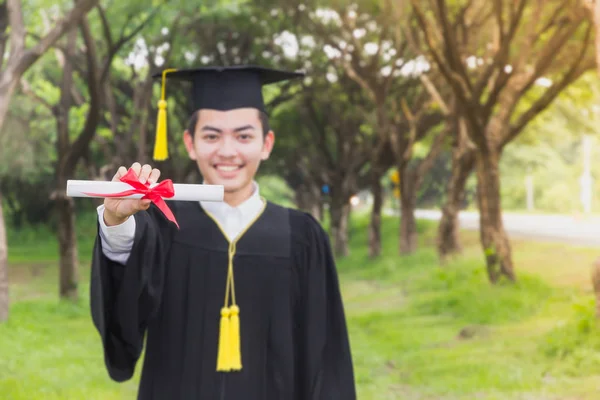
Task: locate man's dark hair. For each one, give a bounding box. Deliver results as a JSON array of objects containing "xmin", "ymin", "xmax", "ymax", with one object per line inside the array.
[{"xmin": 186, "ymin": 109, "xmax": 270, "ymax": 139}]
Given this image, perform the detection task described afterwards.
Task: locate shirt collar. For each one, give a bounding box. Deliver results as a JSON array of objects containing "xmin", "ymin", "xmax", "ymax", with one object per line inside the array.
[{"xmin": 200, "ymin": 180, "xmax": 262, "ymax": 216}]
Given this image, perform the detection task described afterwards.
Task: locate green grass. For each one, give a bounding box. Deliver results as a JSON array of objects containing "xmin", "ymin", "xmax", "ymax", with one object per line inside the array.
[
  {"xmin": 7, "ymin": 210, "xmax": 97, "ymax": 263},
  {"xmin": 3, "ymin": 212, "xmax": 600, "ymax": 399}
]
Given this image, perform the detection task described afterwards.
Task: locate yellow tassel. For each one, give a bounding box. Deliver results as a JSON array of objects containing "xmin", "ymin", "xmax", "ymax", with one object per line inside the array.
[
  {"xmin": 216, "ymin": 307, "xmax": 231, "ymax": 371},
  {"xmin": 228, "ymin": 305, "xmax": 242, "ymax": 370},
  {"xmin": 153, "ymin": 99, "xmax": 168, "ymax": 161},
  {"xmin": 152, "ymin": 68, "xmax": 177, "ymax": 161}
]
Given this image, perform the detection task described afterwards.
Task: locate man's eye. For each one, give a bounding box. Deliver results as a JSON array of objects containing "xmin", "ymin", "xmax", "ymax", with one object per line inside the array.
[
  {"xmin": 238, "ymin": 134, "xmax": 252, "ymax": 140},
  {"xmin": 204, "ymin": 134, "xmax": 218, "ymax": 140}
]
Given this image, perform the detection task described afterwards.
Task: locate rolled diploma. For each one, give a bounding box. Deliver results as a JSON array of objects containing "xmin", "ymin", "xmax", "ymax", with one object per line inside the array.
[{"xmin": 66, "ymin": 180, "xmax": 224, "ymax": 202}]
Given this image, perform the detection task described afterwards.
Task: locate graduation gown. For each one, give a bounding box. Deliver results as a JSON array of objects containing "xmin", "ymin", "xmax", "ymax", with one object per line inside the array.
[{"xmin": 90, "ymin": 200, "xmax": 356, "ymax": 399}]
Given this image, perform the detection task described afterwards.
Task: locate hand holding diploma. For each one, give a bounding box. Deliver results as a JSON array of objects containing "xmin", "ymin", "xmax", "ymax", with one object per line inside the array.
[{"xmin": 103, "ymin": 163, "xmax": 162, "ymax": 226}]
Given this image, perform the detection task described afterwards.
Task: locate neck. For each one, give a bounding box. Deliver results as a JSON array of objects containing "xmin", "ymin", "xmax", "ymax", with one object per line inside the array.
[{"xmin": 223, "ymin": 182, "xmax": 255, "ymax": 207}]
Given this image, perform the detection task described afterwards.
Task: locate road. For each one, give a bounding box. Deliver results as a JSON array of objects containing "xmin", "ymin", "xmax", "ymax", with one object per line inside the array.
[{"xmin": 390, "ymin": 209, "xmax": 600, "ymax": 247}]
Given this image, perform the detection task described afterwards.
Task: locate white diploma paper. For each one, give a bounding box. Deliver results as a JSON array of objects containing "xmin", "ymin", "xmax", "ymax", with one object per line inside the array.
[{"xmin": 66, "ymin": 180, "xmax": 224, "ymax": 202}]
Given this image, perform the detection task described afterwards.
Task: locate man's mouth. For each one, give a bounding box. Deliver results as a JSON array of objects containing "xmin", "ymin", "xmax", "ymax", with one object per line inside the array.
[{"xmin": 215, "ymin": 164, "xmax": 243, "ymax": 171}]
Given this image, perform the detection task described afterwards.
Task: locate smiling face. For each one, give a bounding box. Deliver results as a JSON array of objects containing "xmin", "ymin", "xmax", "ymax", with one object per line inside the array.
[{"xmin": 183, "ymin": 107, "xmax": 274, "ymax": 206}]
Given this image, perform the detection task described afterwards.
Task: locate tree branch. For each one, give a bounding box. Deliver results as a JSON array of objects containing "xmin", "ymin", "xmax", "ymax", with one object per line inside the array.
[
  {"xmin": 493, "ymin": 0, "xmax": 505, "ymax": 39},
  {"xmin": 473, "ymin": 0, "xmax": 527, "ymax": 100},
  {"xmin": 434, "ymin": 0, "xmax": 472, "ymax": 93},
  {"xmin": 410, "ymin": 0, "xmax": 479, "ymax": 132},
  {"xmin": 0, "ymin": 2, "xmax": 8, "ymax": 71},
  {"xmin": 416, "ymin": 126, "xmax": 448, "ymax": 182},
  {"xmin": 56, "ymin": 28, "xmax": 77, "ymax": 160},
  {"xmin": 504, "ymin": 23, "xmax": 593, "ymax": 147},
  {"xmin": 6, "ymin": 0, "xmax": 25, "ymax": 62},
  {"xmin": 419, "ymin": 73, "xmax": 451, "ymax": 116},
  {"xmin": 63, "ymin": 17, "xmax": 102, "ymax": 175},
  {"xmin": 19, "ymin": 78, "xmax": 55, "ymax": 112},
  {"xmin": 304, "ymin": 98, "xmax": 336, "ymax": 171},
  {"xmin": 11, "ymin": 0, "xmax": 98, "ymax": 79},
  {"xmin": 97, "ymin": 4, "xmax": 113, "ymax": 52},
  {"xmin": 101, "ymin": 7, "xmax": 160, "ymax": 82}
]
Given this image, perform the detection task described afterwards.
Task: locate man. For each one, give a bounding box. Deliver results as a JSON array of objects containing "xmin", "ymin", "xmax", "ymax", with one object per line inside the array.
[{"xmin": 90, "ymin": 65, "xmax": 356, "ymax": 399}]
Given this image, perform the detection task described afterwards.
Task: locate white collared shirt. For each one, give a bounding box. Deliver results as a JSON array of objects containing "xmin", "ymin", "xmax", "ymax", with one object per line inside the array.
[
  {"xmin": 97, "ymin": 181, "xmax": 264, "ymax": 264},
  {"xmin": 200, "ymin": 181, "xmax": 264, "ymax": 241}
]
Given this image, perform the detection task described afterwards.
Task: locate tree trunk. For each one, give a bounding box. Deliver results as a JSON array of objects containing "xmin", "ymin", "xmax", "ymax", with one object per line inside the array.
[
  {"xmin": 399, "ymin": 170, "xmax": 418, "ymax": 254},
  {"xmin": 0, "ymin": 190, "xmax": 8, "ymax": 322},
  {"xmin": 0, "ymin": 84, "xmax": 16, "ymax": 323},
  {"xmin": 329, "ymin": 199, "xmax": 350, "ymax": 257},
  {"xmin": 55, "ymin": 186, "xmax": 79, "ymax": 300},
  {"xmin": 311, "ymin": 202, "xmax": 322, "ymax": 221},
  {"xmin": 437, "ymin": 149, "xmax": 475, "ymax": 261},
  {"xmin": 310, "ymin": 184, "xmax": 323, "ymax": 221},
  {"xmin": 53, "ymin": 27, "xmax": 79, "ymax": 301},
  {"xmin": 592, "ymin": 0, "xmax": 600, "ymax": 77},
  {"xmin": 475, "ymin": 149, "xmax": 516, "ymax": 283},
  {"xmin": 295, "ymin": 183, "xmax": 323, "ymax": 221},
  {"xmin": 0, "ymin": 0, "xmax": 97, "ymax": 317},
  {"xmin": 369, "ymin": 170, "xmax": 383, "ymax": 258},
  {"xmin": 294, "ymin": 188, "xmax": 306, "ymax": 211},
  {"xmin": 295, "ymin": 185, "xmax": 312, "ymax": 211},
  {"xmin": 592, "ymin": 257, "xmax": 600, "ymax": 318},
  {"xmin": 0, "ymin": 78, "xmax": 19, "ymax": 133}
]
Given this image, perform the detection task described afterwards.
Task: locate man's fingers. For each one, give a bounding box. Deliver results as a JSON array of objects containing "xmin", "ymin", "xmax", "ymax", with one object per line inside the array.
[
  {"xmin": 112, "ymin": 166, "xmax": 128, "ymax": 182},
  {"xmin": 131, "ymin": 162, "xmax": 142, "ymax": 176},
  {"xmin": 139, "ymin": 164, "xmax": 152, "ymax": 184},
  {"xmin": 147, "ymin": 168, "xmax": 161, "ymax": 185}
]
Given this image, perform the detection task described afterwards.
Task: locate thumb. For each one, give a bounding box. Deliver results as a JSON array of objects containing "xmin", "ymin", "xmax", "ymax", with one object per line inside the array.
[{"xmin": 139, "ymin": 199, "xmax": 152, "ymax": 210}]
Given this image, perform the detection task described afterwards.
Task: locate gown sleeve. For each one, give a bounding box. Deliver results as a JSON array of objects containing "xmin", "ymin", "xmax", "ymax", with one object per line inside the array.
[
  {"xmin": 294, "ymin": 213, "xmax": 357, "ymax": 400},
  {"xmin": 90, "ymin": 204, "xmax": 176, "ymax": 382}
]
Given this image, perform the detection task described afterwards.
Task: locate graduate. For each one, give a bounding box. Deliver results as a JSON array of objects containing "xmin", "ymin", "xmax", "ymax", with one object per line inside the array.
[{"xmin": 90, "ymin": 65, "xmax": 357, "ymax": 400}]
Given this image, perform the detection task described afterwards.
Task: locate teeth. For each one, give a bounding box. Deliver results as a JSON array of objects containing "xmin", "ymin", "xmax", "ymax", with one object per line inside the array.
[{"xmin": 217, "ymin": 165, "xmax": 239, "ymax": 171}]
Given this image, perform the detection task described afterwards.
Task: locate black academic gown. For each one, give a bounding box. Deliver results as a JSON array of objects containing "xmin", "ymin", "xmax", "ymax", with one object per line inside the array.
[{"xmin": 90, "ymin": 200, "xmax": 356, "ymax": 400}]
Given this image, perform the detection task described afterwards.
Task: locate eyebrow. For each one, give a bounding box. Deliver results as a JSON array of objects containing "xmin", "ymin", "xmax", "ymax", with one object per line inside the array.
[{"xmin": 200, "ymin": 125, "xmax": 256, "ymax": 133}]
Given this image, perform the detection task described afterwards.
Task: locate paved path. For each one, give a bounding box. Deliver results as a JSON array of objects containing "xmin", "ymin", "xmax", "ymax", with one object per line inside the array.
[{"xmin": 388, "ymin": 209, "xmax": 600, "ymax": 247}]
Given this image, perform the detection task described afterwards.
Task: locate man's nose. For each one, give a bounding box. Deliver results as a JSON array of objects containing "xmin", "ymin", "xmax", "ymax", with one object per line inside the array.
[{"xmin": 217, "ymin": 136, "xmax": 236, "ymax": 157}]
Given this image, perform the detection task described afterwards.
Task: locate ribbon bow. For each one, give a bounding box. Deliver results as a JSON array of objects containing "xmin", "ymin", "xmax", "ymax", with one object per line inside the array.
[{"xmin": 85, "ymin": 168, "xmax": 179, "ymax": 228}]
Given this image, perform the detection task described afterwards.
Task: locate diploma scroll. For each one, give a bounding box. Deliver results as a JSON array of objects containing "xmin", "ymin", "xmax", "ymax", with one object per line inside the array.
[
  {"xmin": 66, "ymin": 168, "xmax": 224, "ymax": 229},
  {"xmin": 66, "ymin": 180, "xmax": 224, "ymax": 202}
]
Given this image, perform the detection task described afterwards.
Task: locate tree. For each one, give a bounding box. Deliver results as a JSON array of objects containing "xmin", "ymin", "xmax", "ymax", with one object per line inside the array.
[
  {"xmin": 308, "ymin": 3, "xmax": 448, "ymax": 255},
  {"xmin": 394, "ymin": 99, "xmax": 447, "ymax": 253},
  {"xmin": 20, "ymin": 4, "xmax": 158, "ymax": 300},
  {"xmin": 436, "ymin": 114, "xmax": 476, "ymax": 261},
  {"xmin": 409, "ymin": 0, "xmax": 595, "ymax": 283},
  {"xmin": 0, "ymin": 0, "xmax": 98, "ymax": 322},
  {"xmin": 584, "ymin": 0, "xmax": 600, "ymax": 74},
  {"xmin": 271, "ymin": 73, "xmax": 373, "ymax": 257}
]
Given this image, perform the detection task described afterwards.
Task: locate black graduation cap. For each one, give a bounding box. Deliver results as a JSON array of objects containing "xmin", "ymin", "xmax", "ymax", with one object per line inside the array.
[{"xmin": 151, "ymin": 65, "xmax": 305, "ymax": 161}]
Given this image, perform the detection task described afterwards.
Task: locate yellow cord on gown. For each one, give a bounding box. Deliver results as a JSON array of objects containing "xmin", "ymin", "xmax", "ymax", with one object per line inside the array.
[
  {"xmin": 209, "ymin": 198, "xmax": 266, "ymax": 372},
  {"xmin": 216, "ymin": 242, "xmax": 242, "ymax": 371}
]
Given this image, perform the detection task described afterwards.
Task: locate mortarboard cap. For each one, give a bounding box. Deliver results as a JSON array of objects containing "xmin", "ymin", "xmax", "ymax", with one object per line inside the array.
[{"xmin": 151, "ymin": 65, "xmax": 305, "ymax": 161}]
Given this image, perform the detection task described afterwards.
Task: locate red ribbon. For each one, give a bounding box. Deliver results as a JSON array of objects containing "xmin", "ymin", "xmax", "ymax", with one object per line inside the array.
[{"xmin": 84, "ymin": 168, "xmax": 179, "ymax": 228}]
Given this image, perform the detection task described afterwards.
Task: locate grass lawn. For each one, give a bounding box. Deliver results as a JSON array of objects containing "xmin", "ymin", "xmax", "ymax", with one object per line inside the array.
[{"xmin": 3, "ymin": 212, "xmax": 600, "ymax": 399}]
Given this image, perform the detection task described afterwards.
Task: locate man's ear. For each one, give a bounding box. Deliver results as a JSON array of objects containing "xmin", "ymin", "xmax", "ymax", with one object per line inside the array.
[
  {"xmin": 183, "ymin": 130, "xmax": 197, "ymax": 160},
  {"xmin": 261, "ymin": 130, "xmax": 275, "ymax": 160}
]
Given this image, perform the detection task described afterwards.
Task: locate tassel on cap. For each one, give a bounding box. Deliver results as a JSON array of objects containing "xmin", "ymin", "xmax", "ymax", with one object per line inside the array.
[{"xmin": 153, "ymin": 68, "xmax": 177, "ymax": 161}]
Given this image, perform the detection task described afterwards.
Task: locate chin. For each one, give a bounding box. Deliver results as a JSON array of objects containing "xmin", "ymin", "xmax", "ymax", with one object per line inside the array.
[
  {"xmin": 206, "ymin": 175, "xmax": 243, "ymax": 190},
  {"xmin": 222, "ymin": 182, "xmax": 250, "ymax": 193}
]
